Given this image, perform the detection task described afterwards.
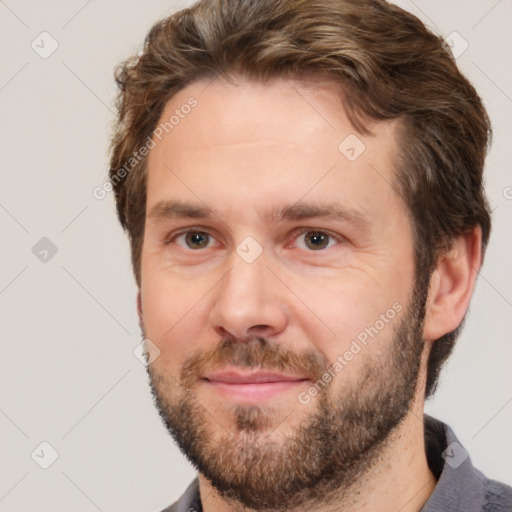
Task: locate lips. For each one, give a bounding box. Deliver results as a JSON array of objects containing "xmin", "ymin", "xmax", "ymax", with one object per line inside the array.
[
  {"xmin": 203, "ymin": 369, "xmax": 309, "ymax": 384},
  {"xmin": 202, "ymin": 368, "xmax": 310, "ymax": 403}
]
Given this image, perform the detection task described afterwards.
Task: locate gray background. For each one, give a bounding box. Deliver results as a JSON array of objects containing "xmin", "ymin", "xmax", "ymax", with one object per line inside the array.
[{"xmin": 1, "ymin": 1, "xmax": 511, "ymax": 511}]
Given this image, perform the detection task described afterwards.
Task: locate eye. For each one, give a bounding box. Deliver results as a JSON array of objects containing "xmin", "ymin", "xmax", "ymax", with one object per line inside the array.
[
  {"xmin": 295, "ymin": 230, "xmax": 338, "ymax": 251},
  {"xmin": 174, "ymin": 230, "xmax": 214, "ymax": 250}
]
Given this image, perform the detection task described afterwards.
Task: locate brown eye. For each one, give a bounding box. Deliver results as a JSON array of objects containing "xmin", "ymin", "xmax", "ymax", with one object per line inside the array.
[
  {"xmin": 304, "ymin": 231, "xmax": 330, "ymax": 250},
  {"xmin": 184, "ymin": 231, "xmax": 211, "ymax": 249}
]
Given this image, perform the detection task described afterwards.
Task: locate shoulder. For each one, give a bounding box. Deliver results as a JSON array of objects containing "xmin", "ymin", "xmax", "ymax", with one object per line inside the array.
[
  {"xmin": 481, "ymin": 477, "xmax": 512, "ymax": 512},
  {"xmin": 423, "ymin": 416, "xmax": 512, "ymax": 512},
  {"xmin": 158, "ymin": 477, "xmax": 201, "ymax": 512}
]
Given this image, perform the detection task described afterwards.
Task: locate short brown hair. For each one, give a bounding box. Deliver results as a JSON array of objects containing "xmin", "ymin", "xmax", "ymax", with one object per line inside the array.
[{"xmin": 109, "ymin": 0, "xmax": 492, "ymax": 398}]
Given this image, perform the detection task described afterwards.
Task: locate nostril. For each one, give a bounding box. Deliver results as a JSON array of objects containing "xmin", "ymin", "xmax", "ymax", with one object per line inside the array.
[{"xmin": 212, "ymin": 326, "xmax": 231, "ymax": 339}]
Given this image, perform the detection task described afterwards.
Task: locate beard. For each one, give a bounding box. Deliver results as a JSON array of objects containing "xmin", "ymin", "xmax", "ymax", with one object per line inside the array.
[{"xmin": 143, "ymin": 285, "xmax": 427, "ymax": 511}]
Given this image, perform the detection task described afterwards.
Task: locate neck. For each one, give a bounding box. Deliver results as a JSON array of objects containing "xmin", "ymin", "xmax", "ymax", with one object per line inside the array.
[{"xmin": 198, "ymin": 400, "xmax": 436, "ymax": 512}]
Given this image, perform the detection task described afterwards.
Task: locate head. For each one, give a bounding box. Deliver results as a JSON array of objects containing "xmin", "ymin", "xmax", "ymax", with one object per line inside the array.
[{"xmin": 109, "ymin": 0, "xmax": 491, "ymax": 508}]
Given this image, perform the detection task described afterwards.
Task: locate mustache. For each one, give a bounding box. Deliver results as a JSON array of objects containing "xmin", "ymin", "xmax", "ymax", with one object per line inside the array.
[{"xmin": 179, "ymin": 337, "xmax": 330, "ymax": 389}]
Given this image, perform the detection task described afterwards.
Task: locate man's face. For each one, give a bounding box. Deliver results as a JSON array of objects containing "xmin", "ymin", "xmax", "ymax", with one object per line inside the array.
[{"xmin": 140, "ymin": 76, "xmax": 426, "ymax": 509}]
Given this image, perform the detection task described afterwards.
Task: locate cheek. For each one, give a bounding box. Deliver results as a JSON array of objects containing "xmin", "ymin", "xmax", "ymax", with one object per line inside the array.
[
  {"xmin": 288, "ymin": 271, "xmax": 407, "ymax": 364},
  {"xmin": 140, "ymin": 268, "xmax": 213, "ymax": 369}
]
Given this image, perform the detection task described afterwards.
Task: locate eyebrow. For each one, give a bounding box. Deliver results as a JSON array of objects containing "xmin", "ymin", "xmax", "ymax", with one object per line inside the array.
[
  {"xmin": 276, "ymin": 203, "xmax": 370, "ymax": 230},
  {"xmin": 148, "ymin": 200, "xmax": 213, "ymax": 220},
  {"xmin": 147, "ymin": 199, "xmax": 371, "ymax": 232}
]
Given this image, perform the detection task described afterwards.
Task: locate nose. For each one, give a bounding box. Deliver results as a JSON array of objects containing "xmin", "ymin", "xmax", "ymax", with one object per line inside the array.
[{"xmin": 209, "ymin": 253, "xmax": 288, "ymax": 341}]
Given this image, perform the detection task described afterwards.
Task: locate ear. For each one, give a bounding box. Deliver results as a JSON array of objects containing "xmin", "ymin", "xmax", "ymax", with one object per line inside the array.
[{"xmin": 423, "ymin": 226, "xmax": 483, "ymax": 341}]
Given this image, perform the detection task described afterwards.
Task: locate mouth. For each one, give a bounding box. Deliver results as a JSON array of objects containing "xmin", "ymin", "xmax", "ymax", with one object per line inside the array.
[{"xmin": 201, "ymin": 368, "xmax": 310, "ymax": 403}]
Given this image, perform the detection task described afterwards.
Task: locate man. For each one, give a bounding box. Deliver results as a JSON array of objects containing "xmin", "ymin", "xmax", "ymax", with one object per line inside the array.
[{"xmin": 109, "ymin": 0, "xmax": 512, "ymax": 510}]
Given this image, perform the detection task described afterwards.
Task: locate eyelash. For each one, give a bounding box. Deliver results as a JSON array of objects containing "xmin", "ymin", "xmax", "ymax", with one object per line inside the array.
[
  {"xmin": 164, "ymin": 227, "xmax": 344, "ymax": 251},
  {"xmin": 289, "ymin": 228, "xmax": 342, "ymax": 251},
  {"xmin": 163, "ymin": 227, "xmax": 214, "ymax": 246}
]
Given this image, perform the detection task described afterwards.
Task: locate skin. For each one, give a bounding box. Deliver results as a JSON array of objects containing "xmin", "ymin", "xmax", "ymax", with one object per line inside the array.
[{"xmin": 139, "ymin": 75, "xmax": 482, "ymax": 512}]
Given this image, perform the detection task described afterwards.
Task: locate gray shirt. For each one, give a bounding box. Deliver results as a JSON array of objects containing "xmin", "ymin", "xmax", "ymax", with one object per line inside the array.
[{"xmin": 160, "ymin": 416, "xmax": 512, "ymax": 512}]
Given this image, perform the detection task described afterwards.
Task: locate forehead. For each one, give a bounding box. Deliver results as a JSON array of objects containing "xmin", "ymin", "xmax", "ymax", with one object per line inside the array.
[
  {"xmin": 160, "ymin": 77, "xmax": 354, "ymax": 148},
  {"xmin": 151, "ymin": 75, "xmax": 398, "ymax": 153},
  {"xmin": 145, "ymin": 76, "xmax": 402, "ymax": 222}
]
